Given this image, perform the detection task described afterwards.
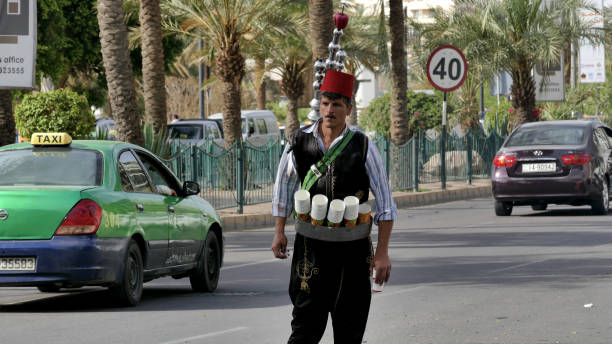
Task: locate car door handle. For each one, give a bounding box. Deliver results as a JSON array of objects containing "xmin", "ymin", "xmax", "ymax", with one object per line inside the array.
[
  {"xmin": 136, "ymin": 204, "xmax": 144, "ymax": 213},
  {"xmin": 168, "ymin": 206, "xmax": 175, "ymax": 214}
]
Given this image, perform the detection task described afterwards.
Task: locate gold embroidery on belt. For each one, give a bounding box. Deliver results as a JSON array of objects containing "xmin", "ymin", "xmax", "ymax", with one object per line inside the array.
[{"xmin": 296, "ymin": 237, "xmax": 319, "ymax": 293}]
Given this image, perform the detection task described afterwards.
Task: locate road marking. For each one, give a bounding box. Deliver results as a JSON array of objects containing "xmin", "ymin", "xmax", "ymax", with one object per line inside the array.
[
  {"xmin": 159, "ymin": 327, "xmax": 248, "ymax": 344},
  {"xmin": 221, "ymin": 258, "xmax": 281, "ymax": 271},
  {"xmin": 488, "ymin": 259, "xmax": 549, "ymax": 273}
]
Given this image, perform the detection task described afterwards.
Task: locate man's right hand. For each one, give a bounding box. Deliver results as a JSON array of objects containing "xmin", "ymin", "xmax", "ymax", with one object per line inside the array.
[{"xmin": 271, "ymin": 232, "xmax": 289, "ymax": 259}]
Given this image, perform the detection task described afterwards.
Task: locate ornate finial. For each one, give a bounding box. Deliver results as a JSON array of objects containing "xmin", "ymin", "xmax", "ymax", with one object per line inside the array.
[{"xmin": 308, "ymin": 10, "xmax": 350, "ymax": 122}]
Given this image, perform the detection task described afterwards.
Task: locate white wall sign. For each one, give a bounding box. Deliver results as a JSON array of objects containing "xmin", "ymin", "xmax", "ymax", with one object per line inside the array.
[
  {"xmin": 534, "ymin": 55, "xmax": 565, "ymax": 102},
  {"xmin": 579, "ymin": 0, "xmax": 605, "ymax": 84},
  {"xmin": 0, "ymin": 0, "xmax": 36, "ymax": 89}
]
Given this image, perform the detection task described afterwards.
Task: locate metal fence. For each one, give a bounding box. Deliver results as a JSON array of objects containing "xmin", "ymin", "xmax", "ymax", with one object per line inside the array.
[
  {"xmin": 163, "ymin": 138, "xmax": 281, "ymax": 212},
  {"xmin": 162, "ymin": 131, "xmax": 505, "ymax": 211}
]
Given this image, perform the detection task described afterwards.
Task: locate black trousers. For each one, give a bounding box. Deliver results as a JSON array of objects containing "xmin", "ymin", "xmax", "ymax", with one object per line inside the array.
[{"xmin": 288, "ymin": 233, "xmax": 372, "ymax": 344}]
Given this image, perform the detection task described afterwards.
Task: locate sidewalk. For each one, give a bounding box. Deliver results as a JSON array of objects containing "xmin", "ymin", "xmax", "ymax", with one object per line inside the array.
[{"xmin": 218, "ymin": 179, "xmax": 492, "ymax": 232}]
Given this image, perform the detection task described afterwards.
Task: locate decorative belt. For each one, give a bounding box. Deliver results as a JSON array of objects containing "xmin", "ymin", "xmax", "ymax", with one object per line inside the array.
[{"xmin": 294, "ymin": 220, "xmax": 372, "ymax": 242}]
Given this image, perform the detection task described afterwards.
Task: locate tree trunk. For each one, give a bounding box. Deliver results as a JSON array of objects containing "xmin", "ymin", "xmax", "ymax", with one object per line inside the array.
[
  {"xmin": 286, "ymin": 97, "xmax": 300, "ymax": 141},
  {"xmin": 255, "ymin": 57, "xmax": 266, "ymax": 110},
  {"xmin": 282, "ymin": 61, "xmax": 305, "ymax": 140},
  {"xmin": 97, "ymin": 0, "xmax": 143, "ymax": 146},
  {"xmin": 0, "ymin": 90, "xmax": 16, "ymax": 147},
  {"xmin": 348, "ymin": 78, "xmax": 360, "ymax": 127},
  {"xmin": 309, "ymin": 0, "xmax": 334, "ymax": 61},
  {"xmin": 139, "ymin": 0, "xmax": 167, "ymax": 134},
  {"xmin": 220, "ymin": 81, "xmax": 242, "ymax": 148},
  {"xmin": 388, "ymin": 0, "xmax": 408, "ymax": 145},
  {"xmin": 511, "ymin": 58, "xmax": 536, "ymax": 126}
]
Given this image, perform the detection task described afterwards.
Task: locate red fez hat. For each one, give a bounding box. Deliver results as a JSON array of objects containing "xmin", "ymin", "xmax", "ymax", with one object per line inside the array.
[{"xmin": 320, "ymin": 70, "xmax": 354, "ymax": 99}]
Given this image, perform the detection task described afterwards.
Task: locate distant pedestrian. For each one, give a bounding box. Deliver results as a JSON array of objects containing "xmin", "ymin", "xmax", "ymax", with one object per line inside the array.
[{"xmin": 171, "ymin": 114, "xmax": 180, "ymax": 123}]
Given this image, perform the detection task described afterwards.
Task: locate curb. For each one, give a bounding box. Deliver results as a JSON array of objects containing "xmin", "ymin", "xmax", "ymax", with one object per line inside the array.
[{"xmin": 220, "ymin": 184, "xmax": 492, "ymax": 232}]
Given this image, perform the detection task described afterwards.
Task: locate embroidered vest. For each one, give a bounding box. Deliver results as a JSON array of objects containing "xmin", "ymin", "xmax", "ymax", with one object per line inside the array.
[{"xmin": 291, "ymin": 127, "xmax": 370, "ymax": 203}]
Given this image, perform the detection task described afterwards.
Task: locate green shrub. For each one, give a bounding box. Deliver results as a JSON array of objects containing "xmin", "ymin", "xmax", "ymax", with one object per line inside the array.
[
  {"xmin": 360, "ymin": 91, "xmax": 446, "ymax": 137},
  {"xmin": 15, "ymin": 89, "xmax": 94, "ymax": 139}
]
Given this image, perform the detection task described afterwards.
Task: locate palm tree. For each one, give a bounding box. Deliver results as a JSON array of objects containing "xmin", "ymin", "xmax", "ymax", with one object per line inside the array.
[
  {"xmin": 244, "ymin": 8, "xmax": 288, "ymax": 111},
  {"xmin": 164, "ymin": 0, "xmax": 277, "ymax": 148},
  {"xmin": 0, "ymin": 90, "xmax": 16, "ymax": 147},
  {"xmin": 411, "ymin": 2, "xmax": 500, "ymax": 130},
  {"xmin": 388, "ymin": 0, "xmax": 409, "ymax": 145},
  {"xmin": 413, "ymin": 0, "xmax": 604, "ymax": 127},
  {"xmin": 269, "ymin": 12, "xmax": 311, "ymax": 140},
  {"xmin": 341, "ymin": 3, "xmax": 385, "ymax": 127},
  {"xmin": 139, "ymin": 0, "xmax": 168, "ymax": 134},
  {"xmin": 309, "ymin": 0, "xmax": 334, "ymax": 62},
  {"xmin": 97, "ymin": 0, "xmax": 144, "ymax": 145}
]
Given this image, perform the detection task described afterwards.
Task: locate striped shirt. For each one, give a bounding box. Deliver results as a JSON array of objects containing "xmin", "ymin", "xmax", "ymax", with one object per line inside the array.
[{"xmin": 272, "ymin": 120, "xmax": 397, "ymax": 225}]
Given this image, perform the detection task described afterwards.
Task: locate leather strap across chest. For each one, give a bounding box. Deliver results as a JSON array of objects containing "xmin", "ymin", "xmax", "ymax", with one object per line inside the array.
[{"xmin": 300, "ymin": 129, "xmax": 355, "ymax": 192}]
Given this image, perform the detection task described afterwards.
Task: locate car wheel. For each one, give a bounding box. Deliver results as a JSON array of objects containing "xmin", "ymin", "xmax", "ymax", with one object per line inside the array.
[
  {"xmin": 592, "ymin": 180, "xmax": 609, "ymax": 215},
  {"xmin": 494, "ymin": 200, "xmax": 513, "ymax": 216},
  {"xmin": 190, "ymin": 231, "xmax": 221, "ymax": 292},
  {"xmin": 37, "ymin": 283, "xmax": 62, "ymax": 293},
  {"xmin": 111, "ymin": 239, "xmax": 143, "ymax": 306},
  {"xmin": 531, "ymin": 204, "xmax": 547, "ymax": 211}
]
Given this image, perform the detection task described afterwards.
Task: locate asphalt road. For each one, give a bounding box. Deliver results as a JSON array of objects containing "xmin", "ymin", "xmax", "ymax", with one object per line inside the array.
[{"xmin": 2, "ymin": 198, "xmax": 612, "ymax": 344}]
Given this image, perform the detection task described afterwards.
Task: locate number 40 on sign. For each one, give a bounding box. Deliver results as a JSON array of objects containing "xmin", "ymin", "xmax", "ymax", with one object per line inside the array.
[{"xmin": 426, "ymin": 45, "xmax": 467, "ymax": 92}]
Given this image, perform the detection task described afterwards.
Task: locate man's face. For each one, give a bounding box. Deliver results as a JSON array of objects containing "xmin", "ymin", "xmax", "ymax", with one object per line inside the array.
[{"xmin": 319, "ymin": 95, "xmax": 352, "ymax": 130}]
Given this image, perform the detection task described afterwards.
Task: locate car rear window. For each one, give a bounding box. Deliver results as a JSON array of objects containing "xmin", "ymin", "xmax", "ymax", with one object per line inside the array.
[
  {"xmin": 169, "ymin": 125, "xmax": 203, "ymax": 140},
  {"xmin": 0, "ymin": 148, "xmax": 102, "ymax": 186},
  {"xmin": 506, "ymin": 126, "xmax": 587, "ymax": 146}
]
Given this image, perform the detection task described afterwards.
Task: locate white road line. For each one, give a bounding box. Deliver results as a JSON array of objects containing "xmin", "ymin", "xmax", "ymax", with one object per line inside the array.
[
  {"xmin": 159, "ymin": 327, "xmax": 248, "ymax": 344},
  {"xmin": 488, "ymin": 259, "xmax": 549, "ymax": 273},
  {"xmin": 221, "ymin": 258, "xmax": 282, "ymax": 271}
]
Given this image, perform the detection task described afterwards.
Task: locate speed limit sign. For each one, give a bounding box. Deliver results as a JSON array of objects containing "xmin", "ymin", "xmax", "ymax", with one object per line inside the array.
[{"xmin": 426, "ymin": 45, "xmax": 467, "ymax": 92}]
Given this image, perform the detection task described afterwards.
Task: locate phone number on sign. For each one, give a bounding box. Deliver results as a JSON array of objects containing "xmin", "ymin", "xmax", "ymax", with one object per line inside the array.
[{"xmin": 0, "ymin": 67, "xmax": 26, "ymax": 74}]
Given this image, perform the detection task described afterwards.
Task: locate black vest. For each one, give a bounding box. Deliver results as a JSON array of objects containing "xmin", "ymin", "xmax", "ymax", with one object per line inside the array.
[{"xmin": 290, "ymin": 126, "xmax": 370, "ymax": 203}]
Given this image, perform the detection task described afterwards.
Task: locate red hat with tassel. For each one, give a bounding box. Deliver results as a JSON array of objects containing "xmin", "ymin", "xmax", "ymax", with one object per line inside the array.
[{"xmin": 320, "ymin": 70, "xmax": 354, "ymax": 99}]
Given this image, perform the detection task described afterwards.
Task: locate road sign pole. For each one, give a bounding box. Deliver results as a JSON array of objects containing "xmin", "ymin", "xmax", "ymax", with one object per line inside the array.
[
  {"xmin": 441, "ymin": 91, "xmax": 447, "ymax": 189},
  {"xmin": 426, "ymin": 45, "xmax": 467, "ymax": 191}
]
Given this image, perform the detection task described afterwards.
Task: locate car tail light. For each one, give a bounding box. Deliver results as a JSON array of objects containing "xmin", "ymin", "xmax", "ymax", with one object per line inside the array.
[
  {"xmin": 562, "ymin": 153, "xmax": 591, "ymax": 166},
  {"xmin": 55, "ymin": 200, "xmax": 102, "ymax": 236},
  {"xmin": 493, "ymin": 154, "xmax": 516, "ymax": 167}
]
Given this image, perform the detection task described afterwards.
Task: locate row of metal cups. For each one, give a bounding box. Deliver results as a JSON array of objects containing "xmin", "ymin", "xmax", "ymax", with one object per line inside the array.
[{"xmin": 294, "ymin": 190, "xmax": 371, "ymax": 227}]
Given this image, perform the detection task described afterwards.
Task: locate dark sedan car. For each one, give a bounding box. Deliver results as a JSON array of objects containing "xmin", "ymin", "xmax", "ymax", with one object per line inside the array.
[{"xmin": 491, "ymin": 120, "xmax": 612, "ymax": 216}]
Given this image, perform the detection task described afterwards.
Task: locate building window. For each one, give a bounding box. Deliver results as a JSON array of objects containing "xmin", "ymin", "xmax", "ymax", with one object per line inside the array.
[
  {"xmin": 7, "ymin": 0, "xmax": 20, "ymax": 15},
  {"xmin": 411, "ymin": 10, "xmax": 419, "ymax": 19}
]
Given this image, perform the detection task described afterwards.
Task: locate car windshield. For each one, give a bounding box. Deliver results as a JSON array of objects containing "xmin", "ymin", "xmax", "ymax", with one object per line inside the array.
[
  {"xmin": 0, "ymin": 148, "xmax": 102, "ymax": 186},
  {"xmin": 506, "ymin": 126, "xmax": 587, "ymax": 146},
  {"xmin": 169, "ymin": 125, "xmax": 203, "ymax": 140}
]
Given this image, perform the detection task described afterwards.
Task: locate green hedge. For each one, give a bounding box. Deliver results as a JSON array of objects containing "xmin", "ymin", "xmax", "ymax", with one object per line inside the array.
[{"xmin": 15, "ymin": 89, "xmax": 95, "ymax": 139}]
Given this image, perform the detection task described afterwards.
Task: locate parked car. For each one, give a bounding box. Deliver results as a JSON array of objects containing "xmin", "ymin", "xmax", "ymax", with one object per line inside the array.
[
  {"xmin": 168, "ymin": 119, "xmax": 224, "ymax": 147},
  {"xmin": 0, "ymin": 133, "xmax": 224, "ymax": 306},
  {"xmin": 491, "ymin": 120, "xmax": 612, "ymax": 216},
  {"xmin": 95, "ymin": 117, "xmax": 116, "ymax": 138},
  {"xmin": 209, "ymin": 110, "xmax": 281, "ymax": 146}
]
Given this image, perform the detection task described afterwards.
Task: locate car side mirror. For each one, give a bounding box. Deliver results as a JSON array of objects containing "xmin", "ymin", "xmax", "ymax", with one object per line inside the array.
[{"xmin": 183, "ymin": 181, "xmax": 200, "ymax": 196}]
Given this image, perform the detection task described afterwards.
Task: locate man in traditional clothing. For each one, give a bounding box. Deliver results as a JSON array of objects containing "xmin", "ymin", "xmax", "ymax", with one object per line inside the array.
[{"xmin": 271, "ymin": 69, "xmax": 397, "ymax": 343}]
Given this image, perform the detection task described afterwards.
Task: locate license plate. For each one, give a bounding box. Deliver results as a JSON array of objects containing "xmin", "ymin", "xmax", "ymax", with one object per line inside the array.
[
  {"xmin": 522, "ymin": 163, "xmax": 556, "ymax": 173},
  {"xmin": 0, "ymin": 257, "xmax": 36, "ymax": 271}
]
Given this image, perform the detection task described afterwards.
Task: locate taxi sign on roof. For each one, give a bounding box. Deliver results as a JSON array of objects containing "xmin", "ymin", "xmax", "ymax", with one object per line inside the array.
[{"xmin": 31, "ymin": 133, "xmax": 72, "ymax": 146}]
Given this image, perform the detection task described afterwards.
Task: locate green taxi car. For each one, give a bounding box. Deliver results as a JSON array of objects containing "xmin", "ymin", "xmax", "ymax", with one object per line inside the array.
[{"xmin": 0, "ymin": 133, "xmax": 223, "ymax": 306}]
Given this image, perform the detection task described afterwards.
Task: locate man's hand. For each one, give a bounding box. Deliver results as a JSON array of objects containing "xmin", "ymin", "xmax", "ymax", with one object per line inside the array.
[
  {"xmin": 370, "ymin": 250, "xmax": 391, "ymax": 284},
  {"xmin": 271, "ymin": 216, "xmax": 289, "ymax": 259},
  {"xmin": 370, "ymin": 219, "xmax": 393, "ymax": 284},
  {"xmin": 271, "ymin": 232, "xmax": 289, "ymax": 259}
]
